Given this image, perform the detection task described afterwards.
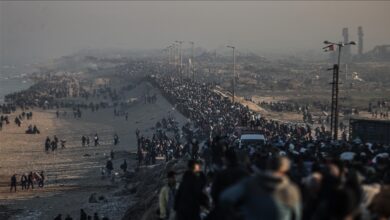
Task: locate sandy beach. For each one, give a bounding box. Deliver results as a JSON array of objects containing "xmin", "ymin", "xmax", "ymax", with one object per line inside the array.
[{"xmin": 0, "ymin": 82, "xmax": 187, "ymax": 220}]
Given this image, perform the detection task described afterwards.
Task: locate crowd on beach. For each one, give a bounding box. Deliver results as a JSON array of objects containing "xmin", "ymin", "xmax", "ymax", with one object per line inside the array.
[
  {"xmin": 2, "ymin": 73, "xmax": 156, "ymax": 219},
  {"xmin": 0, "ymin": 115, "xmax": 9, "ymax": 131},
  {"xmin": 3, "ymin": 73, "xmax": 140, "ymax": 121},
  {"xmin": 1, "ymin": 103, "xmax": 17, "ymax": 114},
  {"xmin": 0, "ymin": 110, "xmax": 34, "ymax": 132},
  {"xmin": 147, "ymin": 74, "xmax": 390, "ymax": 220},
  {"xmin": 9, "ymin": 171, "xmax": 45, "ymax": 192},
  {"xmin": 4, "ymin": 75, "xmax": 85, "ymax": 107},
  {"xmin": 44, "ymin": 135, "xmax": 67, "ymax": 152}
]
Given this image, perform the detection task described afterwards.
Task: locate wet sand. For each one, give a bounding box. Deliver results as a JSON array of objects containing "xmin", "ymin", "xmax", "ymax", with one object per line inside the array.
[{"xmin": 0, "ymin": 82, "xmax": 187, "ymax": 219}]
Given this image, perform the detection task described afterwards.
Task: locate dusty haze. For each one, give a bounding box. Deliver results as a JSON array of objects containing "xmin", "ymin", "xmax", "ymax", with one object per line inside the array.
[{"xmin": 1, "ymin": 1, "xmax": 390, "ymax": 65}]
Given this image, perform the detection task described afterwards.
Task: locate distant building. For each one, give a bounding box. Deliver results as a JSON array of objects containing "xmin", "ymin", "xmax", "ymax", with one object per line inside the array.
[
  {"xmin": 342, "ymin": 27, "xmax": 351, "ymax": 62},
  {"xmin": 364, "ymin": 45, "xmax": 390, "ymax": 61},
  {"xmin": 358, "ymin": 26, "xmax": 364, "ymax": 56}
]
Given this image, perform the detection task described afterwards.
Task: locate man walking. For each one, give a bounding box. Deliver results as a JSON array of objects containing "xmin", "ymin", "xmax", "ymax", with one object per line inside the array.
[
  {"xmin": 174, "ymin": 160, "xmax": 207, "ymax": 220},
  {"xmin": 21, "ymin": 173, "xmax": 28, "ymax": 190},
  {"xmin": 10, "ymin": 174, "xmax": 17, "ymax": 192},
  {"xmin": 94, "ymin": 133, "xmax": 99, "ymax": 146},
  {"xmin": 113, "ymin": 134, "xmax": 119, "ymax": 146},
  {"xmin": 106, "ymin": 159, "xmax": 113, "ymax": 176},
  {"xmin": 38, "ymin": 171, "xmax": 45, "ymax": 188},
  {"xmin": 27, "ymin": 172, "xmax": 34, "ymax": 189},
  {"xmin": 159, "ymin": 171, "xmax": 177, "ymax": 220}
]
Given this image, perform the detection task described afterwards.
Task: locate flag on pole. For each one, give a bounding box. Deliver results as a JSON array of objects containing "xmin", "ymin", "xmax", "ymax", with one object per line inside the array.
[{"xmin": 323, "ymin": 44, "xmax": 335, "ymax": 52}]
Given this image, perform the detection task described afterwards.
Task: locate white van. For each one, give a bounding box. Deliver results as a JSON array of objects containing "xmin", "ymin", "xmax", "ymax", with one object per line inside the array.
[{"xmin": 239, "ymin": 133, "xmax": 266, "ymax": 149}]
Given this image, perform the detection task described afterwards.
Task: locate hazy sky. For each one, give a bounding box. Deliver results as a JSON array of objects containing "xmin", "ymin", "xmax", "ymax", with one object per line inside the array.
[{"xmin": 1, "ymin": 1, "xmax": 390, "ymax": 65}]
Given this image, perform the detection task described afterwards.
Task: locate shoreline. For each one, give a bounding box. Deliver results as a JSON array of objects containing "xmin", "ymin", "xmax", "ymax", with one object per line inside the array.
[{"xmin": 0, "ymin": 78, "xmax": 34, "ymax": 104}]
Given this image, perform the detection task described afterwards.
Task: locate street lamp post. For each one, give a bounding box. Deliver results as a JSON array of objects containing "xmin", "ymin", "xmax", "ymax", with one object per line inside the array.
[
  {"xmin": 189, "ymin": 41, "xmax": 195, "ymax": 81},
  {"xmin": 168, "ymin": 45, "xmax": 173, "ymax": 65},
  {"xmin": 227, "ymin": 45, "xmax": 236, "ymax": 103},
  {"xmin": 165, "ymin": 46, "xmax": 171, "ymax": 66},
  {"xmin": 323, "ymin": 40, "xmax": 356, "ymax": 140},
  {"xmin": 175, "ymin": 40, "xmax": 184, "ymax": 79},
  {"xmin": 172, "ymin": 43, "xmax": 179, "ymax": 74}
]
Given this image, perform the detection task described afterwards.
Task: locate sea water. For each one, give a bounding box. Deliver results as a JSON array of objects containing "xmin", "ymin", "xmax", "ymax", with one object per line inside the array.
[{"xmin": 0, "ymin": 66, "xmax": 35, "ymax": 103}]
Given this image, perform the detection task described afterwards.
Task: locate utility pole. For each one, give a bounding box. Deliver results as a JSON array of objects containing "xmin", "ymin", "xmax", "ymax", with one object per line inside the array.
[
  {"xmin": 169, "ymin": 44, "xmax": 176, "ymax": 73},
  {"xmin": 330, "ymin": 63, "xmax": 339, "ymax": 141},
  {"xmin": 323, "ymin": 40, "xmax": 356, "ymax": 140},
  {"xmin": 227, "ymin": 45, "xmax": 236, "ymax": 103},
  {"xmin": 172, "ymin": 43, "xmax": 178, "ymax": 72}
]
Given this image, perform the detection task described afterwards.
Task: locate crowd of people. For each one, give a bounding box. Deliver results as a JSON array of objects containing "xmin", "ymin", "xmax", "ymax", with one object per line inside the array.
[
  {"xmin": 0, "ymin": 115, "xmax": 10, "ymax": 131},
  {"xmin": 135, "ymin": 116, "xmax": 190, "ymax": 166},
  {"xmin": 4, "ymin": 75, "xmax": 85, "ymax": 107},
  {"xmin": 0, "ymin": 103, "xmax": 17, "ymax": 114},
  {"xmin": 53, "ymin": 209, "xmax": 109, "ymax": 220},
  {"xmin": 149, "ymin": 74, "xmax": 390, "ymax": 220},
  {"xmin": 3, "ymin": 73, "xmax": 139, "ymax": 120},
  {"xmin": 152, "ymin": 75, "xmax": 323, "ymax": 143},
  {"xmin": 26, "ymin": 124, "xmax": 40, "ymax": 134},
  {"xmin": 368, "ymin": 100, "xmax": 389, "ymax": 119},
  {"xmin": 0, "ymin": 111, "xmax": 34, "ymax": 132},
  {"xmin": 259, "ymin": 101, "xmax": 310, "ymax": 113},
  {"xmin": 144, "ymin": 93, "xmax": 158, "ymax": 104},
  {"xmin": 45, "ymin": 135, "xmax": 66, "ymax": 152},
  {"xmin": 0, "ymin": 108, "xmax": 33, "ymax": 131},
  {"xmin": 10, "ymin": 171, "xmax": 45, "ymax": 192},
  {"xmin": 2, "ymin": 66, "xmax": 390, "ymax": 220}
]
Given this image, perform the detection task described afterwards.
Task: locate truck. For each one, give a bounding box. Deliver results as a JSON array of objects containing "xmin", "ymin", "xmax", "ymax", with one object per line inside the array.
[{"xmin": 349, "ymin": 118, "xmax": 390, "ymax": 144}]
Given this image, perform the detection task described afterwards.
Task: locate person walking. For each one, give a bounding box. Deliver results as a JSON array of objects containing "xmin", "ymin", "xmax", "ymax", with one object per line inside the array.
[
  {"xmin": 120, "ymin": 159, "xmax": 127, "ymax": 173},
  {"xmin": 159, "ymin": 171, "xmax": 177, "ymax": 220},
  {"xmin": 21, "ymin": 173, "xmax": 28, "ymax": 190},
  {"xmin": 219, "ymin": 156, "xmax": 302, "ymax": 220},
  {"xmin": 174, "ymin": 160, "xmax": 207, "ymax": 220},
  {"xmin": 82, "ymin": 136, "xmax": 86, "ymax": 147},
  {"xmin": 80, "ymin": 209, "xmax": 87, "ymax": 220},
  {"xmin": 94, "ymin": 133, "xmax": 99, "ymax": 146},
  {"xmin": 10, "ymin": 174, "xmax": 17, "ymax": 192},
  {"xmin": 113, "ymin": 134, "xmax": 119, "ymax": 146},
  {"xmin": 106, "ymin": 159, "xmax": 113, "ymax": 176},
  {"xmin": 27, "ymin": 172, "xmax": 34, "ymax": 190},
  {"xmin": 38, "ymin": 171, "xmax": 45, "ymax": 188},
  {"xmin": 93, "ymin": 213, "xmax": 99, "ymax": 220}
]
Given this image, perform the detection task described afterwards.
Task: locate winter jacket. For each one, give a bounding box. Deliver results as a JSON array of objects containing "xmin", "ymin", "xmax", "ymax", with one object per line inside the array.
[
  {"xmin": 159, "ymin": 184, "xmax": 176, "ymax": 219},
  {"xmin": 220, "ymin": 172, "xmax": 302, "ymax": 220}
]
